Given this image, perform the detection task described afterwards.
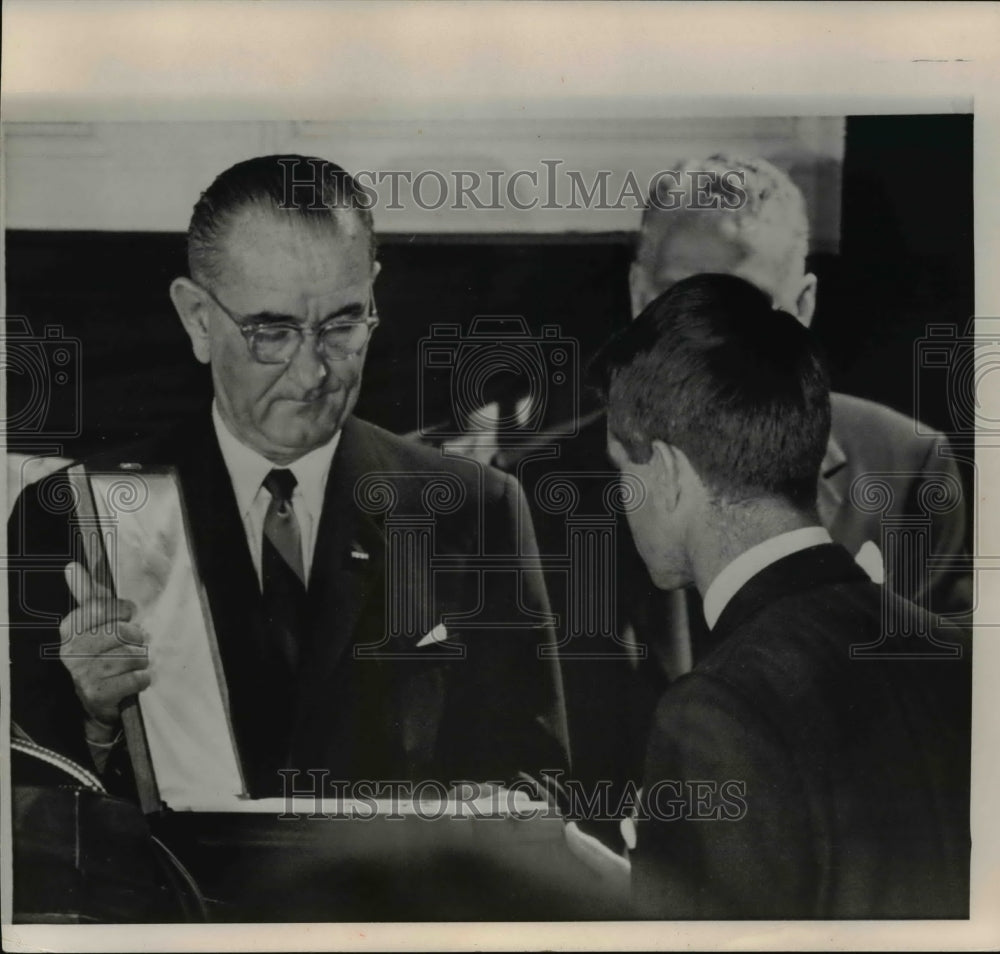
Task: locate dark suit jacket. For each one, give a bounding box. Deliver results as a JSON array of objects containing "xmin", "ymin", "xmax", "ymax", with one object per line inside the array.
[
  {"xmin": 9, "ymin": 413, "xmax": 569, "ymax": 798},
  {"xmin": 631, "ymin": 543, "xmax": 971, "ymax": 919},
  {"xmin": 497, "ymin": 392, "xmax": 971, "ymax": 840}
]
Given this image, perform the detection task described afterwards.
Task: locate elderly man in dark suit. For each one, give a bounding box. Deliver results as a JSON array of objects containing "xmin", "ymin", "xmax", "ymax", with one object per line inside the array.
[
  {"xmin": 595, "ymin": 273, "xmax": 971, "ymax": 918},
  {"xmin": 9, "ymin": 155, "xmax": 568, "ymax": 798}
]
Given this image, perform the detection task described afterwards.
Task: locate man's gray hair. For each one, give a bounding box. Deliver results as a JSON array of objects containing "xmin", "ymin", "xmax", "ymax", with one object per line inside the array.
[
  {"xmin": 187, "ymin": 154, "xmax": 377, "ymax": 286},
  {"xmin": 637, "ymin": 154, "xmax": 810, "ymax": 287}
]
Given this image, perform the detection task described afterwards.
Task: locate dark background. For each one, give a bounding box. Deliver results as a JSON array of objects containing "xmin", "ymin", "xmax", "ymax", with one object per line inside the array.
[{"xmin": 6, "ymin": 115, "xmax": 974, "ymax": 464}]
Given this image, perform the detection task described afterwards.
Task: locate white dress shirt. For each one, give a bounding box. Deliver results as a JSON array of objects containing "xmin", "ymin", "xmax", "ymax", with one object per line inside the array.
[
  {"xmin": 211, "ymin": 403, "xmax": 340, "ymax": 586},
  {"xmin": 702, "ymin": 526, "xmax": 833, "ymax": 630}
]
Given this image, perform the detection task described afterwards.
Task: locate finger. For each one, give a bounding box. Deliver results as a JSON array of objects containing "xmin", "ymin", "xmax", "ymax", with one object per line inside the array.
[
  {"xmin": 104, "ymin": 622, "xmax": 150, "ymax": 651},
  {"xmin": 64, "ymin": 562, "xmax": 135, "ymax": 622},
  {"xmin": 79, "ymin": 670, "xmax": 152, "ymax": 718},
  {"xmin": 63, "ymin": 639, "xmax": 149, "ymax": 667},
  {"xmin": 63, "ymin": 595, "xmax": 135, "ymax": 634},
  {"xmin": 65, "ymin": 561, "xmax": 108, "ymax": 604},
  {"xmin": 102, "ymin": 669, "xmax": 152, "ymax": 700},
  {"xmin": 67, "ymin": 652, "xmax": 149, "ymax": 704},
  {"xmin": 92, "ymin": 650, "xmax": 151, "ymax": 679},
  {"xmin": 59, "ymin": 620, "xmax": 149, "ymax": 662},
  {"xmin": 89, "ymin": 632, "xmax": 150, "ymax": 662}
]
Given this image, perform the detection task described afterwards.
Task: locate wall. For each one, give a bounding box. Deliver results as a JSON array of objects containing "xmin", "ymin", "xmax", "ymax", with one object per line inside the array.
[{"xmin": 4, "ymin": 118, "xmax": 844, "ymax": 249}]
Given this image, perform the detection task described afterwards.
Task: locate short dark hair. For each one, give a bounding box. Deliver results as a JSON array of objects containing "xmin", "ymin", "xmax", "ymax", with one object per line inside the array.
[
  {"xmin": 187, "ymin": 154, "xmax": 376, "ymax": 284},
  {"xmin": 594, "ymin": 273, "xmax": 830, "ymax": 511}
]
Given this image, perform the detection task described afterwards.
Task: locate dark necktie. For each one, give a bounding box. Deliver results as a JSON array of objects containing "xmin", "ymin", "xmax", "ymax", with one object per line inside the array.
[{"xmin": 262, "ymin": 468, "xmax": 306, "ymax": 672}]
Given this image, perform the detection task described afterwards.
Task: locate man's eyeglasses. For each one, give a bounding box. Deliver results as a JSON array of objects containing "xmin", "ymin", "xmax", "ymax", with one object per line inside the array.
[{"xmin": 196, "ymin": 282, "xmax": 380, "ymax": 364}]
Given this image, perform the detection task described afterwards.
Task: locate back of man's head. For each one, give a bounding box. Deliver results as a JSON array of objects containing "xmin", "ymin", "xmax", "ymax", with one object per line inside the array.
[
  {"xmin": 186, "ymin": 154, "xmax": 376, "ymax": 284},
  {"xmin": 597, "ymin": 272, "xmax": 830, "ymax": 513},
  {"xmin": 632, "ymin": 155, "xmax": 812, "ymax": 319}
]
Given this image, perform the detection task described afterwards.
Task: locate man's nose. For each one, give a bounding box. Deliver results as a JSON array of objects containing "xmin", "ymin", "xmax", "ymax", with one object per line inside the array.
[{"xmin": 286, "ymin": 333, "xmax": 329, "ymax": 389}]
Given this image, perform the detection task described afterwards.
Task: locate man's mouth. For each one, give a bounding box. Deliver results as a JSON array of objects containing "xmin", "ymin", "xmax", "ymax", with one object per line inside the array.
[{"xmin": 285, "ymin": 389, "xmax": 336, "ymax": 406}]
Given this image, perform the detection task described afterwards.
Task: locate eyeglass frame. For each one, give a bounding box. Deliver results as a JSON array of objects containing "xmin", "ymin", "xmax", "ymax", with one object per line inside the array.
[{"xmin": 193, "ymin": 279, "xmax": 380, "ymax": 364}]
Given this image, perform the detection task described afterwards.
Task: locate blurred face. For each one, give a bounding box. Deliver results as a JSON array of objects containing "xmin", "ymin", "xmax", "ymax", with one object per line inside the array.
[
  {"xmin": 630, "ymin": 216, "xmax": 806, "ymax": 319},
  {"xmin": 198, "ymin": 210, "xmax": 376, "ymax": 463}
]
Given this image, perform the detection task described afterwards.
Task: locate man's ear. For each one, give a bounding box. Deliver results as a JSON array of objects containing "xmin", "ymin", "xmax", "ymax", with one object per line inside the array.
[
  {"xmin": 650, "ymin": 439, "xmax": 683, "ymax": 511},
  {"xmin": 170, "ymin": 277, "xmax": 212, "ymax": 365},
  {"xmin": 628, "ymin": 263, "xmax": 649, "ymax": 320},
  {"xmin": 792, "ymin": 272, "xmax": 818, "ymax": 328}
]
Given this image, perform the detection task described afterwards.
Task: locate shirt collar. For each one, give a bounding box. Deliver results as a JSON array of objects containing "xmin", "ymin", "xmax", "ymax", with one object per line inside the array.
[
  {"xmin": 211, "ymin": 401, "xmax": 340, "ymax": 520},
  {"xmin": 702, "ymin": 526, "xmax": 833, "ymax": 630}
]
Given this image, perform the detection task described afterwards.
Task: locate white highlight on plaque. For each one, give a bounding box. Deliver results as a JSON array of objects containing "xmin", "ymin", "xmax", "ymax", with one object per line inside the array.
[{"xmin": 89, "ymin": 472, "xmax": 246, "ymax": 809}]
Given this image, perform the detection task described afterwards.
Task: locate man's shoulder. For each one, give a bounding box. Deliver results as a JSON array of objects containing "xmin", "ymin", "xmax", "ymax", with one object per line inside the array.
[
  {"xmin": 713, "ymin": 576, "xmax": 880, "ymax": 665},
  {"xmin": 683, "ymin": 563, "xmax": 882, "ymax": 707},
  {"xmin": 348, "ymin": 418, "xmax": 512, "ymax": 499},
  {"xmin": 829, "ymin": 392, "xmax": 947, "ymax": 471},
  {"xmin": 693, "ymin": 567, "xmax": 965, "ymax": 713},
  {"xmin": 643, "ymin": 585, "xmax": 871, "ymax": 773}
]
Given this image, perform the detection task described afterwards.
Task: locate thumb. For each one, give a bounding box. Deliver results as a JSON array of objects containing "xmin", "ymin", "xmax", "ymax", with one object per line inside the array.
[{"xmin": 64, "ymin": 560, "xmax": 114, "ymax": 607}]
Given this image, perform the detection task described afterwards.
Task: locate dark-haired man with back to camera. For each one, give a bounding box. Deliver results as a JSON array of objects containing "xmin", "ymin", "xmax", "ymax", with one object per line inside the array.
[
  {"xmin": 595, "ymin": 273, "xmax": 970, "ymax": 918},
  {"xmin": 500, "ymin": 154, "xmax": 971, "ymax": 849},
  {"xmin": 9, "ymin": 155, "xmax": 568, "ymax": 803}
]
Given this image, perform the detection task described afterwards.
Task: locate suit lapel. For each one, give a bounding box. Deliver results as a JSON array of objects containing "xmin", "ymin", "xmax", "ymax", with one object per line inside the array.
[
  {"xmin": 291, "ymin": 418, "xmax": 388, "ymax": 753},
  {"xmin": 172, "ymin": 414, "xmax": 261, "ymax": 664}
]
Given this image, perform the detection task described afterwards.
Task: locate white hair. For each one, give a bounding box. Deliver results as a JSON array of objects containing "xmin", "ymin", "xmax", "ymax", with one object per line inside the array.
[{"xmin": 637, "ymin": 154, "xmax": 810, "ymax": 289}]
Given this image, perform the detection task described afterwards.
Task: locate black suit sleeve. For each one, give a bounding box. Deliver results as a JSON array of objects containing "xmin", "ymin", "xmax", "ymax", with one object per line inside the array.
[
  {"xmin": 8, "ymin": 474, "xmax": 93, "ymax": 768},
  {"xmin": 632, "ymin": 675, "xmax": 818, "ymax": 919}
]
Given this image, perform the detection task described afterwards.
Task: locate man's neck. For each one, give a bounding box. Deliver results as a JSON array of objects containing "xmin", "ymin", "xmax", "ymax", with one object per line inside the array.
[{"xmin": 689, "ymin": 502, "xmax": 817, "ymax": 598}]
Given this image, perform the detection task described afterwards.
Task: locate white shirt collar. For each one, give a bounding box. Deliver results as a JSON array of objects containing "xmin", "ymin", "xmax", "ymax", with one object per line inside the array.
[
  {"xmin": 210, "ymin": 401, "xmax": 340, "ymax": 521},
  {"xmin": 702, "ymin": 526, "xmax": 833, "ymax": 630}
]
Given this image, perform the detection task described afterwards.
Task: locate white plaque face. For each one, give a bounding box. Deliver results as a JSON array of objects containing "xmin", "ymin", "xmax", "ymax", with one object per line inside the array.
[{"xmin": 88, "ymin": 469, "xmax": 246, "ymax": 810}]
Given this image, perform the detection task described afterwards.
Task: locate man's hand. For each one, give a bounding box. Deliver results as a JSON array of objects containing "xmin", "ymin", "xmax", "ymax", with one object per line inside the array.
[{"xmin": 59, "ymin": 561, "xmax": 151, "ymax": 729}]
